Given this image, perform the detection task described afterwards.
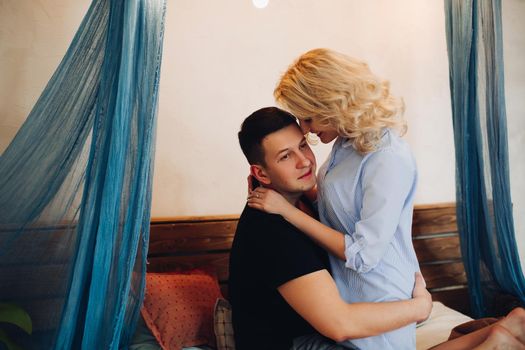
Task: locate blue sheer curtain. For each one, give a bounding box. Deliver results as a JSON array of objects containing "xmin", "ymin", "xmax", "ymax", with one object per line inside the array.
[
  {"xmin": 444, "ymin": 0, "xmax": 525, "ymax": 317},
  {"xmin": 0, "ymin": 0, "xmax": 166, "ymax": 348}
]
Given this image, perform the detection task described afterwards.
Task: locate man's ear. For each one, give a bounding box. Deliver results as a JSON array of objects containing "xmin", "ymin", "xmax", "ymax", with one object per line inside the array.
[{"xmin": 250, "ymin": 164, "xmax": 271, "ymax": 186}]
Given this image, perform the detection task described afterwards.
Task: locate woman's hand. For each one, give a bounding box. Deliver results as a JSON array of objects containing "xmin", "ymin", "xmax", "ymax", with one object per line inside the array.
[
  {"xmin": 412, "ymin": 272, "xmax": 432, "ymax": 323},
  {"xmin": 247, "ymin": 187, "xmax": 294, "ymax": 216}
]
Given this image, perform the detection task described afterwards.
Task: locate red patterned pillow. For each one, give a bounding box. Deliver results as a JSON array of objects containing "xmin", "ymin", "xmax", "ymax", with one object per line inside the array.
[{"xmin": 141, "ymin": 269, "xmax": 222, "ymax": 350}]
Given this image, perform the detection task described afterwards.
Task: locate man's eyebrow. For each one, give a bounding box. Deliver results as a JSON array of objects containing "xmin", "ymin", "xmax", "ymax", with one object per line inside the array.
[
  {"xmin": 276, "ymin": 137, "xmax": 306, "ymax": 156},
  {"xmin": 275, "ymin": 147, "xmax": 290, "ymax": 156}
]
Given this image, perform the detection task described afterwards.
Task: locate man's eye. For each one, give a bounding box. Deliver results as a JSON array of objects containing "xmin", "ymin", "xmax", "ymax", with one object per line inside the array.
[{"xmin": 280, "ymin": 154, "xmax": 290, "ymax": 161}]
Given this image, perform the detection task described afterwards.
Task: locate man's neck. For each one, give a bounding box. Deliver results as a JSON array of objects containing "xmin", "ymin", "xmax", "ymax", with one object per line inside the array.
[
  {"xmin": 263, "ymin": 185, "xmax": 302, "ymax": 206},
  {"xmin": 281, "ymin": 192, "xmax": 302, "ymax": 206}
]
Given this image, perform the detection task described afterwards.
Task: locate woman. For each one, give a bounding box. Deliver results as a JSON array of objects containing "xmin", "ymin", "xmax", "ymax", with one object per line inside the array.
[{"xmin": 247, "ymin": 48, "xmax": 525, "ymax": 349}]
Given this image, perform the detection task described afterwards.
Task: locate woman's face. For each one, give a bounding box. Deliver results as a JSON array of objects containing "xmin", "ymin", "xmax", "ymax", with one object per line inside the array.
[{"xmin": 298, "ymin": 117, "xmax": 339, "ymax": 144}]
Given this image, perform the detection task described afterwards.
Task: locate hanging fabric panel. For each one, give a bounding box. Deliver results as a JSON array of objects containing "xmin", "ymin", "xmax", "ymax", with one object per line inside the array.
[
  {"xmin": 0, "ymin": 0, "xmax": 166, "ymax": 349},
  {"xmin": 444, "ymin": 0, "xmax": 525, "ymax": 317}
]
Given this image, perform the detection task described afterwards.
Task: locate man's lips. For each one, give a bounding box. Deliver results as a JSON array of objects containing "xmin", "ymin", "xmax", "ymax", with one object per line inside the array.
[{"xmin": 299, "ymin": 169, "xmax": 313, "ymax": 179}]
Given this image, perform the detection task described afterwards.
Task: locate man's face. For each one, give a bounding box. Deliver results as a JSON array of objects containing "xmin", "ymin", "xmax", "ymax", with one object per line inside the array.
[{"xmin": 258, "ymin": 124, "xmax": 317, "ymax": 197}]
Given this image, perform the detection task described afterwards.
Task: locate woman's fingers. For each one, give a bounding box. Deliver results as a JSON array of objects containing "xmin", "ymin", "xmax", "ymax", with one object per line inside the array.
[
  {"xmin": 247, "ymin": 191, "xmax": 261, "ymax": 199},
  {"xmin": 247, "ymin": 188, "xmax": 269, "ymax": 213},
  {"xmin": 247, "ymin": 188, "xmax": 265, "ymax": 204},
  {"xmin": 249, "ymin": 187, "xmax": 267, "ymax": 198},
  {"xmin": 415, "ymin": 271, "xmax": 427, "ymax": 288}
]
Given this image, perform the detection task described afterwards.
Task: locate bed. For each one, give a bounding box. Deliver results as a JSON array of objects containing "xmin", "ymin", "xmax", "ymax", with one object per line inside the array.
[{"xmin": 145, "ymin": 202, "xmax": 473, "ymax": 349}]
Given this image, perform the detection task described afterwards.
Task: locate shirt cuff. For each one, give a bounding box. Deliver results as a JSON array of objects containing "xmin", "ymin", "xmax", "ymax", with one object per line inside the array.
[{"xmin": 344, "ymin": 234, "xmax": 370, "ymax": 273}]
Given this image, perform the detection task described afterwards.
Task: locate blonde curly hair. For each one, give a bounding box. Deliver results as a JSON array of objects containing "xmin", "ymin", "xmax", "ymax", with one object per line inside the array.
[{"xmin": 274, "ymin": 48, "xmax": 406, "ymax": 154}]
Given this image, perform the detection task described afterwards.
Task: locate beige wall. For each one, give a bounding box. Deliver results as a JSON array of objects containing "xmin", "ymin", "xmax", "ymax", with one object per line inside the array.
[
  {"xmin": 153, "ymin": 0, "xmax": 456, "ymax": 216},
  {"xmin": 503, "ymin": 0, "xmax": 525, "ymax": 267},
  {"xmin": 0, "ymin": 0, "xmax": 92, "ymax": 152},
  {"xmin": 0, "ymin": 0, "xmax": 523, "ymax": 266}
]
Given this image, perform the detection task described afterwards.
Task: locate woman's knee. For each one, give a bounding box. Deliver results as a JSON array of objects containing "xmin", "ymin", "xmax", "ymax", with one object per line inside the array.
[
  {"xmin": 481, "ymin": 324, "xmax": 525, "ymax": 349},
  {"xmin": 507, "ymin": 307, "xmax": 525, "ymax": 322}
]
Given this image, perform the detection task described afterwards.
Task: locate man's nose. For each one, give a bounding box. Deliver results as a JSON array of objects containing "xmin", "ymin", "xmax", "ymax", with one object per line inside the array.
[{"xmin": 297, "ymin": 153, "xmax": 311, "ymax": 168}]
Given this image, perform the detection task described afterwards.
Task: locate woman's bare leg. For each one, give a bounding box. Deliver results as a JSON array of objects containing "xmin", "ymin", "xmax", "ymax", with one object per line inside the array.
[
  {"xmin": 473, "ymin": 325, "xmax": 525, "ymax": 350},
  {"xmin": 429, "ymin": 324, "xmax": 494, "ymax": 350},
  {"xmin": 429, "ymin": 308, "xmax": 525, "ymax": 350},
  {"xmin": 498, "ymin": 307, "xmax": 525, "ymax": 344}
]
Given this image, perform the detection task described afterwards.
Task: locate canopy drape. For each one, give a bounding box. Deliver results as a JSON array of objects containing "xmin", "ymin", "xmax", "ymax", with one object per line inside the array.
[
  {"xmin": 444, "ymin": 0, "xmax": 525, "ymax": 317},
  {"xmin": 0, "ymin": 0, "xmax": 166, "ymax": 348}
]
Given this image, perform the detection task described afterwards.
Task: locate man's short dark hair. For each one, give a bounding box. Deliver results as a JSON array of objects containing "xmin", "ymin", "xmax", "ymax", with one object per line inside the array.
[{"xmin": 238, "ymin": 107, "xmax": 298, "ymax": 165}]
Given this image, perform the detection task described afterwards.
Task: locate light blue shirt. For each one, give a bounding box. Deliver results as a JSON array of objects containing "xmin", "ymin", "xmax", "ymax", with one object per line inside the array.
[{"xmin": 317, "ymin": 129, "xmax": 420, "ymax": 350}]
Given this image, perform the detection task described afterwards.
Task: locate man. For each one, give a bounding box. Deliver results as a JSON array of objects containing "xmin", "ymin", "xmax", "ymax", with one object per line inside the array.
[{"xmin": 229, "ymin": 107, "xmax": 432, "ymax": 350}]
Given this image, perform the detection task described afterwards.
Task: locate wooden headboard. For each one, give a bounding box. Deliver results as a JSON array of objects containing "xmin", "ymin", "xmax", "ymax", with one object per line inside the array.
[{"xmin": 148, "ymin": 202, "xmax": 470, "ymax": 315}]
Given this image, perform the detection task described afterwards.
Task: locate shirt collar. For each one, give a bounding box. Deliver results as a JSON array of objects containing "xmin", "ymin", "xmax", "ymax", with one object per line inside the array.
[
  {"xmin": 338, "ymin": 128, "xmax": 391, "ymax": 150},
  {"xmin": 341, "ymin": 138, "xmax": 353, "ymax": 149}
]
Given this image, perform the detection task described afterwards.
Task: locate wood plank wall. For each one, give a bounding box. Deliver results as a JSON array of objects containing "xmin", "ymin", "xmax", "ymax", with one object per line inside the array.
[
  {"xmin": 148, "ymin": 215, "xmax": 237, "ymax": 297},
  {"xmin": 148, "ymin": 203, "xmax": 471, "ymax": 315},
  {"xmin": 412, "ymin": 204, "xmax": 469, "ymax": 314}
]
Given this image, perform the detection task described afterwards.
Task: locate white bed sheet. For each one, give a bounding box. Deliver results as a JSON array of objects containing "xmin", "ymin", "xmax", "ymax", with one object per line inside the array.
[{"xmin": 416, "ymin": 301, "xmax": 473, "ymax": 350}]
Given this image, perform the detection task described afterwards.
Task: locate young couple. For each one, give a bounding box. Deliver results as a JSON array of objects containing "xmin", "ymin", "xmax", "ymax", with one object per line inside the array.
[{"xmin": 228, "ymin": 48, "xmax": 525, "ymax": 350}]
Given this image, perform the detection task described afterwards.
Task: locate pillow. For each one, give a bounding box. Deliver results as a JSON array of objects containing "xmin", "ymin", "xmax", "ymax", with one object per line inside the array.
[
  {"xmin": 141, "ymin": 269, "xmax": 222, "ymax": 350},
  {"xmin": 213, "ymin": 298, "xmax": 235, "ymax": 350}
]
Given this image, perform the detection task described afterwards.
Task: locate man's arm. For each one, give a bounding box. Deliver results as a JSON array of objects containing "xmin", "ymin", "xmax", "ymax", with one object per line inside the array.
[{"xmin": 278, "ymin": 270, "xmax": 431, "ymax": 342}]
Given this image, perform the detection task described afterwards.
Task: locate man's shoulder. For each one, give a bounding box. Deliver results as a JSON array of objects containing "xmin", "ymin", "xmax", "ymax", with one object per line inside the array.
[
  {"xmin": 232, "ymin": 206, "xmax": 298, "ymax": 251},
  {"xmin": 230, "ymin": 206, "xmax": 293, "ymax": 269},
  {"xmin": 237, "ymin": 205, "xmax": 290, "ymax": 232}
]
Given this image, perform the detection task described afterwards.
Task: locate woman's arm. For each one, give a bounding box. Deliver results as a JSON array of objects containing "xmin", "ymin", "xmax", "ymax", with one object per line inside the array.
[
  {"xmin": 247, "ymin": 188, "xmax": 347, "ymax": 261},
  {"xmin": 248, "ymin": 151, "xmax": 416, "ymax": 272},
  {"xmin": 343, "ymin": 151, "xmax": 415, "ymax": 273}
]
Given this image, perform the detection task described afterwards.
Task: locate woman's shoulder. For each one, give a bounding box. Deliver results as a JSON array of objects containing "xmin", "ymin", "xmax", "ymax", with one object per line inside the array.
[
  {"xmin": 374, "ymin": 129, "xmax": 412, "ymax": 156},
  {"xmin": 362, "ymin": 130, "xmax": 416, "ymax": 171}
]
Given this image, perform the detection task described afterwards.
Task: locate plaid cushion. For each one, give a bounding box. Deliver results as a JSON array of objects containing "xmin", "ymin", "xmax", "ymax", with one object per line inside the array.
[{"xmin": 213, "ymin": 298, "xmax": 236, "ymax": 350}]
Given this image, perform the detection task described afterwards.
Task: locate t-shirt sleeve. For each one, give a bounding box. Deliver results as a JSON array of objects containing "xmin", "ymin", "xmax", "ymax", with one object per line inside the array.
[{"xmin": 259, "ymin": 217, "xmax": 327, "ymax": 289}]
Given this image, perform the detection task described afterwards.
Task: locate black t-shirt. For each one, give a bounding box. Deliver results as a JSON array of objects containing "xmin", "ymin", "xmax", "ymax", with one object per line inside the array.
[{"xmin": 228, "ymin": 205, "xmax": 329, "ymax": 350}]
